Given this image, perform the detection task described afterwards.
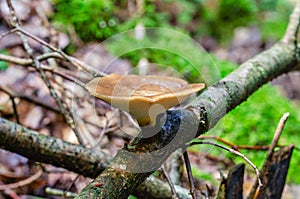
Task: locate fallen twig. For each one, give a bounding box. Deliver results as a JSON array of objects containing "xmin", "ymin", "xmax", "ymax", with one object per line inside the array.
[
  {"xmin": 189, "ymin": 141, "xmax": 262, "ymax": 187},
  {"xmin": 6, "ymin": 0, "xmax": 85, "ymax": 144},
  {"xmin": 0, "ymin": 169, "xmax": 43, "ymax": 191},
  {"xmin": 162, "ymin": 164, "xmax": 179, "ymax": 199}
]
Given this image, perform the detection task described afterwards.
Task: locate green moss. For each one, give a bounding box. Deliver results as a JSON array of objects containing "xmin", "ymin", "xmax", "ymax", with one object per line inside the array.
[
  {"xmin": 105, "ymin": 29, "xmax": 237, "ymax": 84},
  {"xmin": 191, "ymin": 166, "xmax": 218, "ymax": 185},
  {"xmin": 52, "ymin": 0, "xmax": 117, "ymax": 41},
  {"xmin": 208, "ymin": 83, "xmax": 300, "ymax": 183},
  {"xmin": 211, "ymin": 0, "xmax": 257, "ymax": 42},
  {"xmin": 257, "ymin": 0, "xmax": 292, "ymax": 41},
  {"xmin": 50, "ymin": 0, "xmax": 298, "ymax": 185}
]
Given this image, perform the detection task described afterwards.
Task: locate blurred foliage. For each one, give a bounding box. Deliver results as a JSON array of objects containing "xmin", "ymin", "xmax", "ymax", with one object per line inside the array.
[
  {"xmin": 191, "ymin": 166, "xmax": 218, "ymax": 185},
  {"xmin": 257, "ymin": 0, "xmax": 293, "ymax": 41},
  {"xmin": 0, "ymin": 50, "xmax": 8, "ymax": 70},
  {"xmin": 105, "ymin": 28, "xmax": 237, "ymax": 84},
  {"xmin": 52, "ymin": 0, "xmax": 117, "ymax": 41},
  {"xmin": 51, "ymin": 0, "xmax": 299, "ymax": 184},
  {"xmin": 198, "ymin": 0, "xmax": 292, "ymax": 43},
  {"xmin": 207, "ymin": 84, "xmax": 300, "ymax": 183},
  {"xmin": 0, "ymin": 61, "xmax": 7, "ymax": 71},
  {"xmin": 51, "ymin": 0, "xmax": 292, "ymax": 42},
  {"xmin": 206, "ymin": 0, "xmax": 258, "ymax": 41}
]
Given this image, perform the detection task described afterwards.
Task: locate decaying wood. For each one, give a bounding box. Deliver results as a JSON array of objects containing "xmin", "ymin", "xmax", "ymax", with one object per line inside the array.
[
  {"xmin": 248, "ymin": 112, "xmax": 290, "ymax": 198},
  {"xmin": 256, "ymin": 145, "xmax": 294, "ymax": 199},
  {"xmin": 0, "ymin": 1, "xmax": 299, "ymax": 198},
  {"xmin": 215, "ymin": 145, "xmax": 294, "ymax": 199},
  {"xmin": 216, "ymin": 164, "xmax": 245, "ymax": 199},
  {"xmin": 77, "ymin": 5, "xmax": 300, "ymax": 196},
  {"xmin": 0, "ymin": 117, "xmax": 191, "ymax": 198}
]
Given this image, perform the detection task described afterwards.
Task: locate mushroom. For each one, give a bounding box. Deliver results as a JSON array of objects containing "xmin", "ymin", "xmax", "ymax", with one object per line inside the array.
[{"xmin": 85, "ymin": 73, "xmax": 205, "ymax": 126}]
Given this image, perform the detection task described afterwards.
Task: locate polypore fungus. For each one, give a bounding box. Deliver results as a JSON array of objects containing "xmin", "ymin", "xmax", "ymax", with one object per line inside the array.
[{"xmin": 85, "ymin": 73, "xmax": 205, "ymax": 126}]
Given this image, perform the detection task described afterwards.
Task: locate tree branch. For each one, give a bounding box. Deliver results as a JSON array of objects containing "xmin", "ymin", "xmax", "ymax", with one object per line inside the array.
[
  {"xmin": 0, "ymin": 117, "xmax": 191, "ymax": 198},
  {"xmin": 281, "ymin": 1, "xmax": 300, "ymax": 44},
  {"xmin": 6, "ymin": 0, "xmax": 85, "ymax": 144},
  {"xmin": 76, "ymin": 3, "xmax": 300, "ymax": 197},
  {"xmin": 248, "ymin": 112, "xmax": 290, "ymax": 198},
  {"xmin": 0, "ymin": 1, "xmax": 299, "ymax": 198},
  {"xmin": 0, "ymin": 117, "xmax": 109, "ymax": 177}
]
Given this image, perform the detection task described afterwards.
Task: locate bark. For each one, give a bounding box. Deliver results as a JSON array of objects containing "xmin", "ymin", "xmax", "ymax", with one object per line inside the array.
[
  {"xmin": 0, "ymin": 118, "xmax": 109, "ymax": 177},
  {"xmin": 256, "ymin": 145, "xmax": 294, "ymax": 199},
  {"xmin": 0, "ymin": 2, "xmax": 299, "ymax": 198},
  {"xmin": 0, "ymin": 117, "xmax": 191, "ymax": 198},
  {"xmin": 133, "ymin": 175, "xmax": 191, "ymax": 199},
  {"xmin": 216, "ymin": 164, "xmax": 245, "ymax": 199},
  {"xmin": 76, "ymin": 109, "xmax": 203, "ymax": 198},
  {"xmin": 76, "ymin": 2, "xmax": 300, "ymax": 196},
  {"xmin": 76, "ymin": 35, "xmax": 298, "ymax": 198}
]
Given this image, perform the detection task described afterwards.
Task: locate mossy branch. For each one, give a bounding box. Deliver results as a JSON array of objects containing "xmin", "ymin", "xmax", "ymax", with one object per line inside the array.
[
  {"xmin": 0, "ymin": 118, "xmax": 109, "ymax": 177},
  {"xmin": 76, "ymin": 3, "xmax": 300, "ymax": 198},
  {"xmin": 77, "ymin": 43, "xmax": 296, "ymax": 198},
  {"xmin": 0, "ymin": 117, "xmax": 191, "ymax": 198},
  {"xmin": 0, "ymin": 1, "xmax": 299, "ymax": 198}
]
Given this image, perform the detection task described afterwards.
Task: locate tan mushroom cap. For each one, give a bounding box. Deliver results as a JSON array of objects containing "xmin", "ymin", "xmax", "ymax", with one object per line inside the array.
[{"xmin": 85, "ymin": 73, "xmax": 205, "ymax": 126}]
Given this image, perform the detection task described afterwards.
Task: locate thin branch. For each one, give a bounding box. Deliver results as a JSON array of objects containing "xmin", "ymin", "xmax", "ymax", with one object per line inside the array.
[
  {"xmin": 161, "ymin": 165, "xmax": 179, "ymax": 199},
  {"xmin": 45, "ymin": 187, "xmax": 77, "ymax": 198},
  {"xmin": 0, "ymin": 53, "xmax": 32, "ymax": 65},
  {"xmin": 269, "ymin": 112, "xmax": 290, "ymax": 155},
  {"xmin": 198, "ymin": 135, "xmax": 270, "ymax": 151},
  {"xmin": 0, "ymin": 53, "xmax": 86, "ymax": 86},
  {"xmin": 281, "ymin": 1, "xmax": 300, "ymax": 44},
  {"xmin": 0, "ymin": 52, "xmax": 64, "ymax": 65},
  {"xmin": 0, "ymin": 169, "xmax": 43, "ymax": 190},
  {"xmin": 247, "ymin": 112, "xmax": 290, "ymax": 199},
  {"xmin": 6, "ymin": 0, "xmax": 84, "ymax": 145},
  {"xmin": 9, "ymin": 96, "xmax": 19, "ymax": 124},
  {"xmin": 0, "ymin": 28, "xmax": 17, "ymax": 41},
  {"xmin": 0, "ymin": 85, "xmax": 60, "ymax": 113},
  {"xmin": 64, "ymin": 175, "xmax": 80, "ymax": 198},
  {"xmin": 189, "ymin": 141, "xmax": 262, "ymax": 187},
  {"xmin": 183, "ymin": 151, "xmax": 197, "ymax": 199},
  {"xmin": 10, "ymin": 27, "xmax": 106, "ymax": 77}
]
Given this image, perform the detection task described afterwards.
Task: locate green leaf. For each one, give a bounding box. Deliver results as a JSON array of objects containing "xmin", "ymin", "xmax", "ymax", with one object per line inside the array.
[
  {"xmin": 0, "ymin": 60, "xmax": 8, "ymax": 70},
  {"xmin": 0, "ymin": 50, "xmax": 9, "ymax": 70}
]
